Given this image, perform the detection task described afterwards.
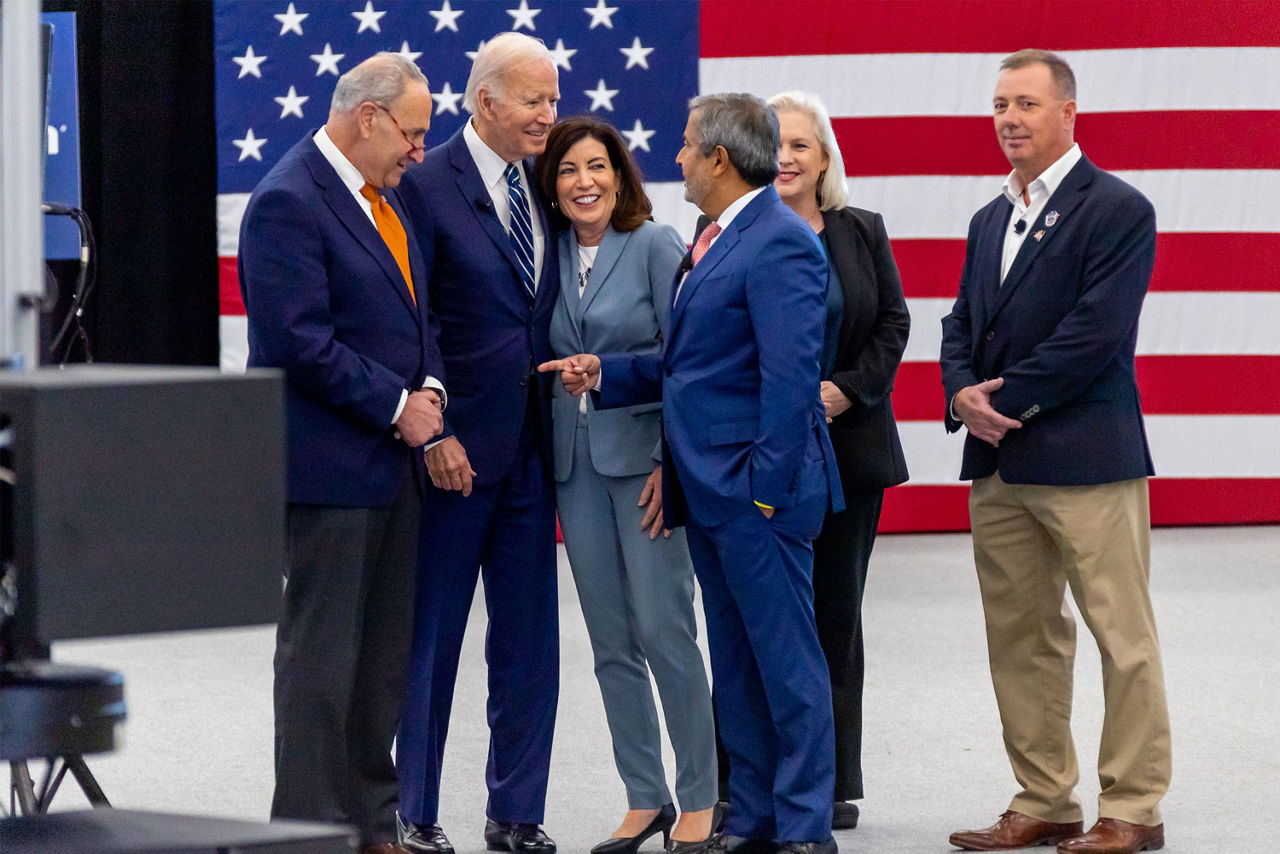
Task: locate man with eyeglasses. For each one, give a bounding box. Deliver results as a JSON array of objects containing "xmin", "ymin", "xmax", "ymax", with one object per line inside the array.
[
  {"xmin": 238, "ymin": 52, "xmax": 443, "ymax": 854},
  {"xmin": 393, "ymin": 31, "xmax": 561, "ymax": 854}
]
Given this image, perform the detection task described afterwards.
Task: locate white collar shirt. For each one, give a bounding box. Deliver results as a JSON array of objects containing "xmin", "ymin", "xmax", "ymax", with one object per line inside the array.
[
  {"xmin": 314, "ymin": 126, "xmax": 376, "ymax": 226},
  {"xmin": 313, "ymin": 128, "xmax": 447, "ymax": 421},
  {"xmin": 463, "ymin": 118, "xmax": 545, "ymax": 287},
  {"xmin": 1000, "ymin": 142, "xmax": 1082, "ymax": 282}
]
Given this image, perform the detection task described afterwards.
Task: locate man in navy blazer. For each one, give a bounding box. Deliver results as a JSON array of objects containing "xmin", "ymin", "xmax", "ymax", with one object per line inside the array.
[
  {"xmin": 239, "ymin": 54, "xmax": 443, "ymax": 851},
  {"xmin": 543, "ymin": 94, "xmax": 843, "ymax": 854},
  {"xmin": 941, "ymin": 51, "xmax": 1171, "ymax": 854},
  {"xmin": 392, "ymin": 33, "xmax": 560, "ymax": 854}
]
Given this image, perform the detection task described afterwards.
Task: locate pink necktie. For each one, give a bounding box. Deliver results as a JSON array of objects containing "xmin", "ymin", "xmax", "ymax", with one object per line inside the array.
[{"xmin": 691, "ymin": 222, "xmax": 721, "ymax": 266}]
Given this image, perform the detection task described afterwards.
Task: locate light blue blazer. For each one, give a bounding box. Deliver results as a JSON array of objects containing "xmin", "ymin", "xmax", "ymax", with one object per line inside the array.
[{"xmin": 549, "ymin": 221, "xmax": 686, "ymax": 482}]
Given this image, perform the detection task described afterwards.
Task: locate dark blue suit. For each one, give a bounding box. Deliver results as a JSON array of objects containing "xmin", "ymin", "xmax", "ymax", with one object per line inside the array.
[
  {"xmin": 393, "ymin": 125, "xmax": 560, "ymax": 826},
  {"xmin": 600, "ymin": 187, "xmax": 842, "ymax": 843},
  {"xmin": 940, "ymin": 156, "xmax": 1155, "ymax": 482},
  {"xmin": 241, "ymin": 131, "xmax": 441, "ymax": 505},
  {"xmin": 239, "ymin": 130, "xmax": 442, "ymax": 844}
]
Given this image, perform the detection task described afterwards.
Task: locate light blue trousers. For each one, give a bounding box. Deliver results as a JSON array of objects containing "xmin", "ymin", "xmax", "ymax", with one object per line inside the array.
[{"xmin": 556, "ymin": 419, "xmax": 717, "ymax": 811}]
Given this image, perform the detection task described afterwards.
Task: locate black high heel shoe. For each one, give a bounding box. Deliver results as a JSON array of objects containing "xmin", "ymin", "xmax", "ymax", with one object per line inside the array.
[{"xmin": 590, "ymin": 803, "xmax": 677, "ymax": 854}]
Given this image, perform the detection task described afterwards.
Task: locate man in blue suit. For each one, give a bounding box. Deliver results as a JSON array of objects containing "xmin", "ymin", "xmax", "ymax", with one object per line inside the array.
[
  {"xmin": 239, "ymin": 53, "xmax": 444, "ymax": 853},
  {"xmin": 941, "ymin": 50, "xmax": 1171, "ymax": 854},
  {"xmin": 542, "ymin": 93, "xmax": 842, "ymax": 854},
  {"xmin": 393, "ymin": 33, "xmax": 560, "ymax": 854}
]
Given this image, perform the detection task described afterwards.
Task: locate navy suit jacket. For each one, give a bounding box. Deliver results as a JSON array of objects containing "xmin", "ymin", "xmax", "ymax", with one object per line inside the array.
[
  {"xmin": 940, "ymin": 156, "xmax": 1156, "ymax": 485},
  {"xmin": 396, "ymin": 125, "xmax": 559, "ymax": 484},
  {"xmin": 239, "ymin": 131, "xmax": 443, "ymax": 506},
  {"xmin": 599, "ymin": 187, "xmax": 842, "ymax": 528},
  {"xmin": 549, "ymin": 221, "xmax": 685, "ymax": 482}
]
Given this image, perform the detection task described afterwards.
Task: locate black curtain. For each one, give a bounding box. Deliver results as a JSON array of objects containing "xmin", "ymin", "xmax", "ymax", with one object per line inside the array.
[{"xmin": 70, "ymin": 0, "xmax": 218, "ymax": 365}]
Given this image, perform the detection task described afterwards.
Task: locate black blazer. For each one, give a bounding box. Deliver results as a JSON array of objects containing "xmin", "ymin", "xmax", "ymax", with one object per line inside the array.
[{"xmin": 821, "ymin": 206, "xmax": 911, "ymax": 494}]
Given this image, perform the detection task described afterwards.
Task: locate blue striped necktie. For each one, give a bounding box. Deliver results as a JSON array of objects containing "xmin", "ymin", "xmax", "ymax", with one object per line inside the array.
[{"xmin": 504, "ymin": 163, "xmax": 536, "ymax": 304}]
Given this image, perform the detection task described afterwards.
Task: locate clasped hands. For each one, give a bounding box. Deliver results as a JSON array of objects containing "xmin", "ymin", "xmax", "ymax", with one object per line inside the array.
[
  {"xmin": 953, "ymin": 377, "xmax": 1022, "ymax": 447},
  {"xmin": 394, "ymin": 389, "xmax": 444, "ymax": 446}
]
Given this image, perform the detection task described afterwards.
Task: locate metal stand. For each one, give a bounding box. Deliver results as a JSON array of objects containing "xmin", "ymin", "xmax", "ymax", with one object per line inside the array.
[{"xmin": 9, "ymin": 754, "xmax": 110, "ymax": 816}]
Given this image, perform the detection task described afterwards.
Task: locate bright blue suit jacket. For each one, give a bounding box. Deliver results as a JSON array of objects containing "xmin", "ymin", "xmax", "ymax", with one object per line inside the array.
[
  {"xmin": 549, "ymin": 221, "xmax": 685, "ymax": 482},
  {"xmin": 239, "ymin": 131, "xmax": 443, "ymax": 506},
  {"xmin": 940, "ymin": 156, "xmax": 1157, "ymax": 485},
  {"xmin": 599, "ymin": 187, "xmax": 842, "ymax": 528},
  {"xmin": 395, "ymin": 125, "xmax": 559, "ymax": 484}
]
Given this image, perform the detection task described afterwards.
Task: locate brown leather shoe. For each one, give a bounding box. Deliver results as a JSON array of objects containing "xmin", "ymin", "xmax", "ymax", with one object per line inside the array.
[
  {"xmin": 1056, "ymin": 818, "xmax": 1164, "ymax": 853},
  {"xmin": 950, "ymin": 811, "xmax": 1084, "ymax": 851}
]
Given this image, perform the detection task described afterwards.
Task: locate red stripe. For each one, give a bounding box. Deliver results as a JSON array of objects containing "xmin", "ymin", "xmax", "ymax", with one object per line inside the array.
[
  {"xmin": 892, "ymin": 234, "xmax": 1280, "ymax": 299},
  {"xmin": 701, "ymin": 0, "xmax": 1280, "ymax": 57},
  {"xmin": 892, "ymin": 356, "xmax": 1280, "ymax": 419},
  {"xmin": 879, "ymin": 478, "xmax": 1280, "ymax": 532},
  {"xmin": 880, "ymin": 484, "xmax": 972, "ymax": 532},
  {"xmin": 892, "ymin": 240, "xmax": 968, "ymax": 299},
  {"xmin": 220, "ymin": 257, "xmax": 245, "ymax": 315},
  {"xmin": 1136, "ymin": 356, "xmax": 1280, "ymax": 415},
  {"xmin": 1150, "ymin": 233, "xmax": 1280, "ymax": 293},
  {"xmin": 836, "ymin": 112, "xmax": 1280, "ymax": 177}
]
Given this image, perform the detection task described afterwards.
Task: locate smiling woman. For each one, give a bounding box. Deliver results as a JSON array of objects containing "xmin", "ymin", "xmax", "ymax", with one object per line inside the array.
[
  {"xmin": 533, "ymin": 117, "xmax": 720, "ymax": 853},
  {"xmin": 534, "ymin": 116, "xmax": 652, "ymax": 240}
]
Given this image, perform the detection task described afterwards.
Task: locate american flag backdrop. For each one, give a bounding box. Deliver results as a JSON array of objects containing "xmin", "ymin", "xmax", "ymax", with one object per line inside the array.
[{"xmin": 215, "ymin": 0, "xmax": 1280, "ymax": 532}]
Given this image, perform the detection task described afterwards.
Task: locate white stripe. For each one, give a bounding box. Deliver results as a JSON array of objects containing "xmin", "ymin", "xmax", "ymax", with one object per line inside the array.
[
  {"xmin": 218, "ymin": 193, "xmax": 250, "ymax": 257},
  {"xmin": 219, "ymin": 315, "xmax": 249, "ymax": 373},
  {"xmin": 648, "ymin": 182, "xmax": 705, "ymax": 242},
  {"xmin": 904, "ymin": 293, "xmax": 1280, "ymax": 363},
  {"xmin": 845, "ymin": 171, "xmax": 1280, "ymax": 240},
  {"xmin": 897, "ymin": 414, "xmax": 1280, "ymax": 485},
  {"xmin": 645, "ymin": 171, "xmax": 1280, "ymax": 244},
  {"xmin": 220, "ymin": 169, "xmax": 1280, "ymax": 259},
  {"xmin": 700, "ymin": 48, "xmax": 1280, "ymax": 116}
]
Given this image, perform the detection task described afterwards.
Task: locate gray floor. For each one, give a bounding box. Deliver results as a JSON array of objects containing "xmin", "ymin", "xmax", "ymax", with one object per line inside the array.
[{"xmin": 36, "ymin": 525, "xmax": 1280, "ymax": 852}]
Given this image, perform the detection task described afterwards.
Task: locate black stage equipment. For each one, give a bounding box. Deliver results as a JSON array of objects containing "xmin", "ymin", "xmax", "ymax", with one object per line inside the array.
[{"xmin": 0, "ymin": 367, "xmax": 287, "ymax": 830}]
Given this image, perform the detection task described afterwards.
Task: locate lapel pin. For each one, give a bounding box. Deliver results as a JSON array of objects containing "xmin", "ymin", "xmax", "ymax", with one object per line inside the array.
[
  {"xmin": 1044, "ymin": 210, "xmax": 1060, "ymax": 227},
  {"xmin": 1033, "ymin": 229, "xmax": 1046, "ymax": 241}
]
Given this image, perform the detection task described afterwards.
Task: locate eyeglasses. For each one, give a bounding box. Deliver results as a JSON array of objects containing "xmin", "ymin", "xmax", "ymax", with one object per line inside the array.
[{"xmin": 373, "ymin": 103, "xmax": 424, "ymax": 156}]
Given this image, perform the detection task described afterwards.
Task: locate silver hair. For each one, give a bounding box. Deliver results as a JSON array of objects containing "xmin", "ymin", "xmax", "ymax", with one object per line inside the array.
[
  {"xmin": 463, "ymin": 32, "xmax": 555, "ymax": 113},
  {"xmin": 767, "ymin": 91, "xmax": 848, "ymax": 211},
  {"xmin": 687, "ymin": 93, "xmax": 780, "ymax": 188},
  {"xmin": 330, "ymin": 52, "xmax": 428, "ymax": 114}
]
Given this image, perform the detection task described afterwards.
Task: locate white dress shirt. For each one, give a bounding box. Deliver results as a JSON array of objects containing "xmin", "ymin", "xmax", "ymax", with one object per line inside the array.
[
  {"xmin": 1000, "ymin": 143, "xmax": 1083, "ymax": 282},
  {"xmin": 312, "ymin": 127, "xmax": 445, "ymax": 424},
  {"xmin": 463, "ymin": 119, "xmax": 546, "ymax": 288}
]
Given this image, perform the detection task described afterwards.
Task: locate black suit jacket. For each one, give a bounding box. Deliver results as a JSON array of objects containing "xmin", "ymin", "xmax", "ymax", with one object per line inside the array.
[{"xmin": 821, "ymin": 206, "xmax": 911, "ymax": 494}]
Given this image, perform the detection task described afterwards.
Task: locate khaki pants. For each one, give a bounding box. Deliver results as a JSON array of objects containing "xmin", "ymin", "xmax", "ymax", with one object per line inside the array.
[{"xmin": 969, "ymin": 473, "xmax": 1172, "ymax": 826}]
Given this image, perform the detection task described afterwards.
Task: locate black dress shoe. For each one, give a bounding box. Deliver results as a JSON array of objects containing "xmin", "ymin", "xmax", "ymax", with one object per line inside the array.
[
  {"xmin": 776, "ymin": 836, "xmax": 838, "ymax": 854},
  {"xmin": 397, "ymin": 813, "xmax": 454, "ymax": 853},
  {"xmin": 484, "ymin": 818, "xmax": 556, "ymax": 853},
  {"xmin": 710, "ymin": 802, "xmax": 730, "ymax": 835},
  {"xmin": 831, "ymin": 801, "xmax": 859, "ymax": 830},
  {"xmin": 592, "ymin": 803, "xmax": 676, "ymax": 854},
  {"xmin": 669, "ymin": 833, "xmax": 772, "ymax": 854}
]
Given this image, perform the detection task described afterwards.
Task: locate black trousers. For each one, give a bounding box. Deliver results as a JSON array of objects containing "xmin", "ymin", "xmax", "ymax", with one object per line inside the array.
[
  {"xmin": 717, "ymin": 488, "xmax": 883, "ymax": 803},
  {"xmin": 271, "ymin": 474, "xmax": 420, "ymax": 845}
]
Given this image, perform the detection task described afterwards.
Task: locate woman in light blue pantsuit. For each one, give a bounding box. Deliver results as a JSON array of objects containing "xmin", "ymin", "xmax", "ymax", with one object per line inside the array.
[{"xmin": 534, "ymin": 117, "xmax": 717, "ymax": 854}]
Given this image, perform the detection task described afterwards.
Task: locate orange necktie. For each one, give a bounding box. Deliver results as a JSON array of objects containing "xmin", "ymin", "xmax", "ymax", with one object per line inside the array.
[{"xmin": 360, "ymin": 183, "xmax": 415, "ymax": 304}]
